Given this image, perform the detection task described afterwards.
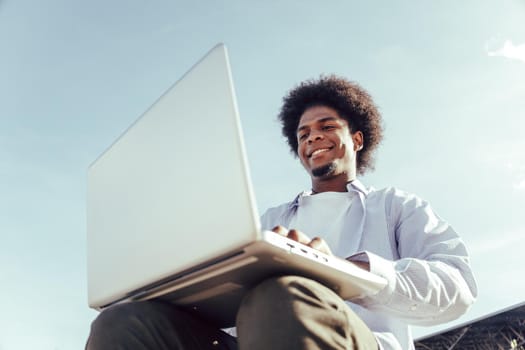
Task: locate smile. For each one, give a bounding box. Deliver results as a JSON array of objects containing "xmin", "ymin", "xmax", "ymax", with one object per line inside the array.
[{"xmin": 308, "ymin": 148, "xmax": 331, "ymax": 158}]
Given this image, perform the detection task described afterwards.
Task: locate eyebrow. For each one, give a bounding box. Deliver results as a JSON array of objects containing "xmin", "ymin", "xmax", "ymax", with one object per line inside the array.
[{"xmin": 297, "ymin": 117, "xmax": 339, "ymax": 133}]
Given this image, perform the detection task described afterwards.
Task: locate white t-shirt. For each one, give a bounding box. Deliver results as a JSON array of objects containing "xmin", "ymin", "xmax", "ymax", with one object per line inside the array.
[{"xmin": 288, "ymin": 191, "xmax": 357, "ymax": 257}]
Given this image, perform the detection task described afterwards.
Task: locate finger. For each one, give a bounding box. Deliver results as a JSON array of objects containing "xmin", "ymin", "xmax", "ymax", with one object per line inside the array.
[
  {"xmin": 272, "ymin": 225, "xmax": 288, "ymax": 236},
  {"xmin": 308, "ymin": 236, "xmax": 324, "ymax": 249},
  {"xmin": 308, "ymin": 237, "xmax": 333, "ymax": 256},
  {"xmin": 287, "ymin": 229, "xmax": 311, "ymax": 245},
  {"xmin": 286, "ymin": 229, "xmax": 299, "ymax": 242}
]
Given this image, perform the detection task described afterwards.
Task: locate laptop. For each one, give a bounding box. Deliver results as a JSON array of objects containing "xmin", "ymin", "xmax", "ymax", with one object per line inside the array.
[{"xmin": 86, "ymin": 43, "xmax": 387, "ymax": 327}]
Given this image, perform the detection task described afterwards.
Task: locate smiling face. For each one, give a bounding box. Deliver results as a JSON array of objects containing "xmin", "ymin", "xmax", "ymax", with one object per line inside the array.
[{"xmin": 296, "ymin": 105, "xmax": 363, "ymax": 190}]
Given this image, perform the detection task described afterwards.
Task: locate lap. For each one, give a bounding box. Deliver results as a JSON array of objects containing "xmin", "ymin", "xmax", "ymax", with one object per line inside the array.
[{"xmin": 87, "ymin": 276, "xmax": 376, "ymax": 350}]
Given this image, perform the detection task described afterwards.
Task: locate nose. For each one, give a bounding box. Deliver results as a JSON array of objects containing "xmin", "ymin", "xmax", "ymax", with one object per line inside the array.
[{"xmin": 307, "ymin": 130, "xmax": 324, "ymax": 143}]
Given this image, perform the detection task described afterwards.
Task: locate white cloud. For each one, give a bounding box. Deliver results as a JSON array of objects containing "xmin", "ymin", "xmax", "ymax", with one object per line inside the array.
[{"xmin": 487, "ymin": 39, "xmax": 525, "ymax": 63}]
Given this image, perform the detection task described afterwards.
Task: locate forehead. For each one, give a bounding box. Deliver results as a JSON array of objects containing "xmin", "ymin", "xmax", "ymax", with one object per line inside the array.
[{"xmin": 297, "ymin": 105, "xmax": 347, "ymax": 130}]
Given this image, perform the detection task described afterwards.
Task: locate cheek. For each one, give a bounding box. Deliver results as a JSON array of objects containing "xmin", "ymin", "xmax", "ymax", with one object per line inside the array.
[
  {"xmin": 336, "ymin": 143, "xmax": 353, "ymax": 161},
  {"xmin": 297, "ymin": 143, "xmax": 305, "ymax": 157},
  {"xmin": 297, "ymin": 145, "xmax": 309, "ymax": 165},
  {"xmin": 334, "ymin": 141, "xmax": 347, "ymax": 154},
  {"xmin": 340, "ymin": 136, "xmax": 355, "ymax": 153}
]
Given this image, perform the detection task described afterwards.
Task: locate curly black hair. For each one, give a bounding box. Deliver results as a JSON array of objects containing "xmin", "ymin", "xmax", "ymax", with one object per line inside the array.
[{"xmin": 277, "ymin": 75, "xmax": 383, "ymax": 175}]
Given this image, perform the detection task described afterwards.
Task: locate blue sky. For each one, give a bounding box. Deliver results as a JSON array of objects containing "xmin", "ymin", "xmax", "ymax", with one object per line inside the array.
[{"xmin": 1, "ymin": 1, "xmax": 524, "ymax": 348}]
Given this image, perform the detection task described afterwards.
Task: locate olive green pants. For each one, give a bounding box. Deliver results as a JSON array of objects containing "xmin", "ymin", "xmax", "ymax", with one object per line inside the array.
[{"xmin": 86, "ymin": 276, "xmax": 378, "ymax": 350}]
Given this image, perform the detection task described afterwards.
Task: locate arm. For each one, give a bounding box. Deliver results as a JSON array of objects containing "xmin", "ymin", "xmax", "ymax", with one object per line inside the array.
[{"xmin": 349, "ymin": 190, "xmax": 477, "ymax": 326}]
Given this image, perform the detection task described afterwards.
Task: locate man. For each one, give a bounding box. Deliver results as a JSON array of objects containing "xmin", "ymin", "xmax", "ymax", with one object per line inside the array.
[{"xmin": 86, "ymin": 76, "xmax": 477, "ymax": 350}]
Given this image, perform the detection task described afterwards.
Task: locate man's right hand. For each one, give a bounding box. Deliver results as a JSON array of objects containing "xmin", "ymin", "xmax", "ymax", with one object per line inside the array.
[{"xmin": 272, "ymin": 225, "xmax": 334, "ymax": 256}]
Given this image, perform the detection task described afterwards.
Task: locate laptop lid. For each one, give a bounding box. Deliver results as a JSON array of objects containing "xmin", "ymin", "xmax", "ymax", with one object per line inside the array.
[{"xmin": 87, "ymin": 44, "xmax": 261, "ymax": 308}]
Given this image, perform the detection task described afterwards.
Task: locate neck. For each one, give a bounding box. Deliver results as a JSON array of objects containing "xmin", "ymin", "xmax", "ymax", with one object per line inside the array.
[{"xmin": 311, "ymin": 173, "xmax": 355, "ymax": 193}]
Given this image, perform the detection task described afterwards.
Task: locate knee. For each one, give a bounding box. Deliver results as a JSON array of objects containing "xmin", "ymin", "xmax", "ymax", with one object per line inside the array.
[
  {"xmin": 248, "ymin": 275, "xmax": 304, "ymax": 300},
  {"xmin": 87, "ymin": 302, "xmax": 144, "ymax": 349},
  {"xmin": 237, "ymin": 275, "xmax": 339, "ymax": 323},
  {"xmin": 88, "ymin": 300, "xmax": 182, "ymax": 348},
  {"xmin": 236, "ymin": 276, "xmax": 360, "ymax": 350},
  {"xmin": 246, "ymin": 275, "xmax": 340, "ymax": 307},
  {"xmin": 240, "ymin": 275, "xmax": 302, "ymax": 311},
  {"xmin": 251, "ymin": 275, "xmax": 322, "ymax": 297},
  {"xmin": 87, "ymin": 301, "xmax": 227, "ymax": 350},
  {"xmin": 91, "ymin": 301, "xmax": 148, "ymax": 332}
]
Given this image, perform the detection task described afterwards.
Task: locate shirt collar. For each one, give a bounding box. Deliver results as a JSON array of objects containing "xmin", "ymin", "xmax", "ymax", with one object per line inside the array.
[
  {"xmin": 288, "ymin": 178, "xmax": 369, "ymax": 210},
  {"xmin": 346, "ymin": 178, "xmax": 369, "ymax": 196}
]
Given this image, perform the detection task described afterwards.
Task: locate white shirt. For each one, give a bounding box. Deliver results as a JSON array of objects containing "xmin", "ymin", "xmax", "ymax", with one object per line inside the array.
[
  {"xmin": 260, "ymin": 180, "xmax": 478, "ymax": 350},
  {"xmin": 289, "ymin": 191, "xmax": 355, "ymax": 257}
]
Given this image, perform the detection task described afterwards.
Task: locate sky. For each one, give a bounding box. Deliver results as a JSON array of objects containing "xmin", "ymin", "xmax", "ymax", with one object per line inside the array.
[{"xmin": 1, "ymin": 0, "xmax": 524, "ymax": 348}]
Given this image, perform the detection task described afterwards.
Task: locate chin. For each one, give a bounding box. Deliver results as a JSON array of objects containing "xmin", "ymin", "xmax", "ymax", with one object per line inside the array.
[{"xmin": 311, "ymin": 163, "xmax": 337, "ymax": 178}]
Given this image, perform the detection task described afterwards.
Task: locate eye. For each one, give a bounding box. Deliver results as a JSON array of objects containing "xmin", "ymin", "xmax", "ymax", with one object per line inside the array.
[
  {"xmin": 322, "ymin": 125, "xmax": 336, "ymax": 131},
  {"xmin": 298, "ymin": 132, "xmax": 308, "ymax": 141}
]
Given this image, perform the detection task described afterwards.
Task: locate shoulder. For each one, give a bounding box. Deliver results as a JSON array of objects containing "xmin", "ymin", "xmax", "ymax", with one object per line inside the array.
[
  {"xmin": 262, "ymin": 201, "xmax": 293, "ymax": 218},
  {"xmin": 365, "ymin": 185, "xmax": 414, "ymax": 202},
  {"xmin": 364, "ymin": 185, "xmax": 430, "ymax": 218},
  {"xmin": 366, "ymin": 184, "xmax": 425, "ymax": 202},
  {"xmin": 352, "ymin": 179, "xmax": 418, "ymax": 204}
]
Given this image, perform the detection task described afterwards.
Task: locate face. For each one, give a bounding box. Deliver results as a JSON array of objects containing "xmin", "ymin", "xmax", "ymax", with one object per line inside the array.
[{"xmin": 296, "ymin": 105, "xmax": 363, "ymax": 181}]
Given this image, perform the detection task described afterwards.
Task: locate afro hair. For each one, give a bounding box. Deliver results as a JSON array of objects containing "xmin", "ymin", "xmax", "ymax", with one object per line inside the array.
[{"xmin": 277, "ymin": 75, "xmax": 383, "ymax": 175}]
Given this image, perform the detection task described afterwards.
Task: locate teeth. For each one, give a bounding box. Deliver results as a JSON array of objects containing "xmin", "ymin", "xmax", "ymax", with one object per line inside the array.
[{"xmin": 311, "ymin": 148, "xmax": 329, "ymax": 157}]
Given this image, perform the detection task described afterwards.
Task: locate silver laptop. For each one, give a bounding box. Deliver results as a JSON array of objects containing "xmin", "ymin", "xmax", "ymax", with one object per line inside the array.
[{"xmin": 87, "ymin": 43, "xmax": 386, "ymax": 327}]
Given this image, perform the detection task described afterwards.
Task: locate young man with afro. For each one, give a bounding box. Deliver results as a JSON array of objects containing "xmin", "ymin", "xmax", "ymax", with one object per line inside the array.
[{"xmin": 86, "ymin": 76, "xmax": 477, "ymax": 350}]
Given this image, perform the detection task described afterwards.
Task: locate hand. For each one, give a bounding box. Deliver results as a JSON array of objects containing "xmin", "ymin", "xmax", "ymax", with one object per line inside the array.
[{"xmin": 272, "ymin": 225, "xmax": 333, "ymax": 256}]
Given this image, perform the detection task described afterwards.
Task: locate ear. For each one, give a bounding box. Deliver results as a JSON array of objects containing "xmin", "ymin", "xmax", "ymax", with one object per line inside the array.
[{"xmin": 352, "ymin": 131, "xmax": 364, "ymax": 151}]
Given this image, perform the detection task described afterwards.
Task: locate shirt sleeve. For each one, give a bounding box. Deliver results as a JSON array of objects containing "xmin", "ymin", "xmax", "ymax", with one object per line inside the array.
[{"xmin": 348, "ymin": 190, "xmax": 478, "ymax": 326}]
